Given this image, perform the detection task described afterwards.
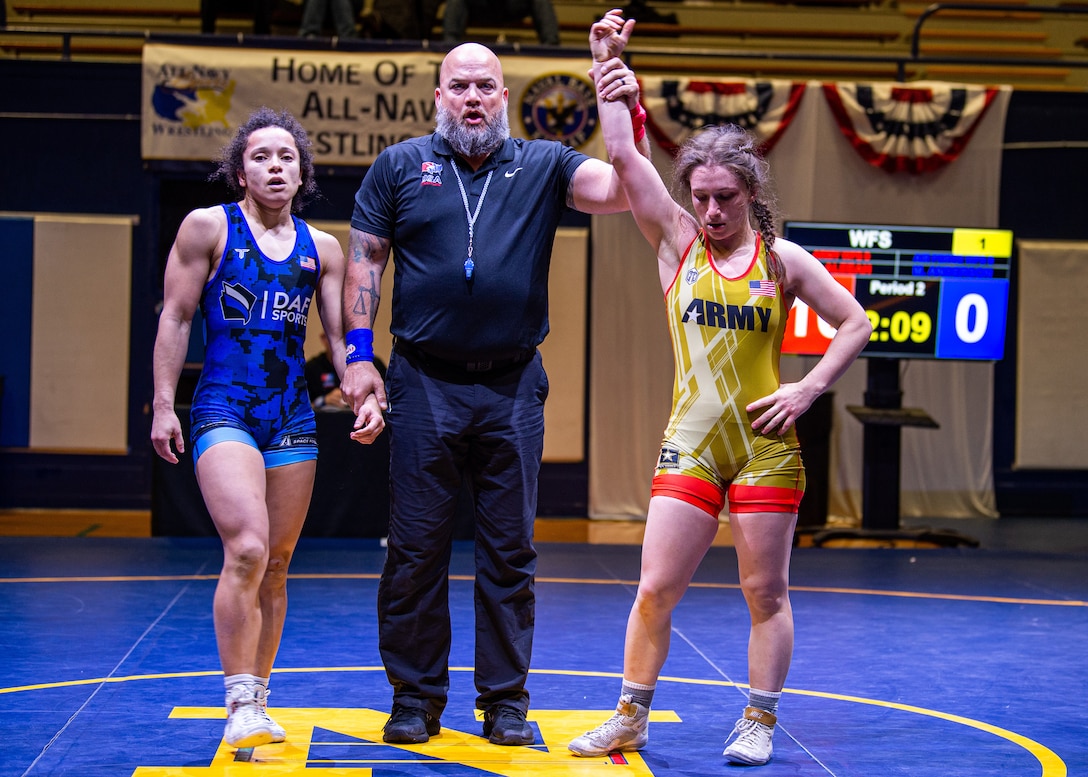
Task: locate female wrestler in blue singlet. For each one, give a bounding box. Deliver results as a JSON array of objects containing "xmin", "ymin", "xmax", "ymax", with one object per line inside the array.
[
  {"xmin": 189, "ymin": 200, "xmax": 322, "ymax": 463},
  {"xmin": 151, "ymin": 108, "xmax": 385, "ymax": 750}
]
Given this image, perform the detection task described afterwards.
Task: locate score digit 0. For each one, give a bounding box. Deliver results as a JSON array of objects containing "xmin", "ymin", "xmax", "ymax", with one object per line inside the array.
[{"xmin": 954, "ymin": 293, "xmax": 989, "ymax": 344}]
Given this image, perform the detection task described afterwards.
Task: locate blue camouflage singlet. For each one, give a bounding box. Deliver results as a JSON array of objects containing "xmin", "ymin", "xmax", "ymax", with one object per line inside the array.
[{"xmin": 190, "ymin": 202, "xmax": 321, "ymax": 454}]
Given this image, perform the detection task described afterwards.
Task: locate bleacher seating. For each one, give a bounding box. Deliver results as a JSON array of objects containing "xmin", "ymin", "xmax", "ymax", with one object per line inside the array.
[{"xmin": 2, "ymin": 0, "xmax": 1086, "ymax": 87}]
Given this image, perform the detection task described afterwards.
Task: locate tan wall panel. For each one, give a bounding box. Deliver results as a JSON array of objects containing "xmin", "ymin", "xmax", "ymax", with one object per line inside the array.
[
  {"xmin": 1015, "ymin": 240, "xmax": 1088, "ymax": 469},
  {"xmin": 539, "ymin": 227, "xmax": 587, "ymax": 462},
  {"xmin": 30, "ymin": 215, "xmax": 134, "ymax": 452}
]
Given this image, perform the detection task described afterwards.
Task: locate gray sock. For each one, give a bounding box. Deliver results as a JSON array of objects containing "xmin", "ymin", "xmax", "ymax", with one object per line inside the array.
[
  {"xmin": 747, "ymin": 688, "xmax": 781, "ymax": 715},
  {"xmin": 621, "ymin": 679, "xmax": 656, "ymax": 709}
]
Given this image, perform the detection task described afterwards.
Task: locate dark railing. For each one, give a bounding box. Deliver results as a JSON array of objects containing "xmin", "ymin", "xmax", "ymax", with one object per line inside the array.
[
  {"xmin": 906, "ymin": 2, "xmax": 1088, "ymax": 79},
  {"xmin": 911, "ymin": 2, "xmax": 1088, "ymax": 58}
]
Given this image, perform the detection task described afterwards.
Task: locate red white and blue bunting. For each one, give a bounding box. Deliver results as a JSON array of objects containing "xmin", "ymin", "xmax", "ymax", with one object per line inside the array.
[
  {"xmin": 822, "ymin": 81, "xmax": 1001, "ymax": 174},
  {"xmin": 639, "ymin": 77, "xmax": 806, "ymax": 156}
]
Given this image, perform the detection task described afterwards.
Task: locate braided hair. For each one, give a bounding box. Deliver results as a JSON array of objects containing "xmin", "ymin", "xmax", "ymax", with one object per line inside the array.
[
  {"xmin": 210, "ymin": 106, "xmax": 319, "ymax": 213},
  {"xmin": 671, "ymin": 124, "xmax": 783, "ymax": 279}
]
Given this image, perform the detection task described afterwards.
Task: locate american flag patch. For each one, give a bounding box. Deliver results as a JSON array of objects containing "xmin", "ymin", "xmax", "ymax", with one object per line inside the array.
[
  {"xmin": 299, "ymin": 255, "xmax": 316, "ymax": 271},
  {"xmin": 749, "ymin": 280, "xmax": 776, "ymax": 297}
]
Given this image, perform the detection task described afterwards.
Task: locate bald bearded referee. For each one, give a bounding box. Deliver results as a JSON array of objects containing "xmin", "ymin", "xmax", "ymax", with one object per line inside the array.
[{"xmin": 339, "ymin": 33, "xmax": 651, "ymax": 747}]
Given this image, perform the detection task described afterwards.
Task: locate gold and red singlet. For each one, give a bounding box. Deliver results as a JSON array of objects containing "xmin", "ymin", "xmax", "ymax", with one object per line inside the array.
[{"xmin": 652, "ymin": 232, "xmax": 805, "ymax": 516}]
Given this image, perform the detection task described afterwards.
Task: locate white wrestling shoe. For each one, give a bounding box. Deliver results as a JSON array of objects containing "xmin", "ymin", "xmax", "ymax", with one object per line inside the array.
[
  {"xmin": 723, "ymin": 706, "xmax": 776, "ymax": 765},
  {"xmin": 223, "ymin": 682, "xmax": 276, "ymax": 749},
  {"xmin": 254, "ymin": 684, "xmax": 286, "ymax": 743},
  {"xmin": 568, "ymin": 694, "xmax": 649, "ymax": 757}
]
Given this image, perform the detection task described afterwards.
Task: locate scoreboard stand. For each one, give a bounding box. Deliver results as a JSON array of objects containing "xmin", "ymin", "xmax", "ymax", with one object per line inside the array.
[
  {"xmin": 844, "ymin": 357, "xmax": 975, "ymax": 547},
  {"xmin": 851, "ymin": 356, "xmax": 938, "ymax": 534},
  {"xmin": 804, "ymin": 357, "xmax": 977, "ymax": 548}
]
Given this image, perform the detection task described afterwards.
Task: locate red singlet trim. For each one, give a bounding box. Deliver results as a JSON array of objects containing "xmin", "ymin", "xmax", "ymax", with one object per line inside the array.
[
  {"xmin": 651, "ymin": 473, "xmax": 725, "ymax": 517},
  {"xmin": 728, "ymin": 483, "xmax": 803, "ymax": 514}
]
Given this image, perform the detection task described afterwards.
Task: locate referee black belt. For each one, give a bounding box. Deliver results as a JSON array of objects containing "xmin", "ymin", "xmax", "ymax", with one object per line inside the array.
[{"xmin": 394, "ymin": 340, "xmax": 534, "ymax": 374}]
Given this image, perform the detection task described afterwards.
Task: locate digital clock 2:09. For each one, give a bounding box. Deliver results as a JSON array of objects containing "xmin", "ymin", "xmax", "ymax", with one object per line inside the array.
[
  {"xmin": 857, "ymin": 280, "xmax": 938, "ymax": 357},
  {"xmin": 865, "ymin": 308, "xmax": 931, "ymax": 345}
]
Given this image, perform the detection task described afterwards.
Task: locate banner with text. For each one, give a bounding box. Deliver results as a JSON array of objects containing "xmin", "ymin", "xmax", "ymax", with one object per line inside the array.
[{"xmin": 141, "ymin": 44, "xmax": 605, "ymax": 166}]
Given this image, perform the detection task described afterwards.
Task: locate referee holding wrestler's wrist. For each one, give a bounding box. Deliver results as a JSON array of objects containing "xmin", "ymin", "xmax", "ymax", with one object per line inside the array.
[{"xmin": 339, "ymin": 33, "xmax": 648, "ymax": 748}]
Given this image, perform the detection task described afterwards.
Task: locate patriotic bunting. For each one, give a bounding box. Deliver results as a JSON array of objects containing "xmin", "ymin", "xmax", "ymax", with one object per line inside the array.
[
  {"xmin": 822, "ymin": 81, "xmax": 1000, "ymax": 174},
  {"xmin": 639, "ymin": 77, "xmax": 806, "ymax": 156}
]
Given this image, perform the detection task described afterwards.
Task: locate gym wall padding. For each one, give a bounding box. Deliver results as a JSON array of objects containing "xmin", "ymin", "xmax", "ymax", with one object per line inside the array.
[{"xmin": 1014, "ymin": 240, "xmax": 1088, "ymax": 470}]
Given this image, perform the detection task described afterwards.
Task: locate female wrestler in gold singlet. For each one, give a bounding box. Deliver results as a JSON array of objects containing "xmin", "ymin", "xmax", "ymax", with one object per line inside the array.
[{"xmin": 569, "ymin": 10, "xmax": 873, "ymax": 766}]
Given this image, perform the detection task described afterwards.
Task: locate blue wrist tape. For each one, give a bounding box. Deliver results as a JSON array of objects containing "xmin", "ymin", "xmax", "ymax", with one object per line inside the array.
[{"xmin": 344, "ymin": 328, "xmax": 374, "ymax": 364}]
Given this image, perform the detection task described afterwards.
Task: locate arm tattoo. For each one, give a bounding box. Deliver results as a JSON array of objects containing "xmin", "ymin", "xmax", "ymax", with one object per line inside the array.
[
  {"xmin": 348, "ymin": 231, "xmax": 382, "ymax": 265},
  {"xmin": 348, "ymin": 232, "xmax": 388, "ymax": 321},
  {"xmin": 352, "ymin": 278, "xmax": 379, "ymax": 318}
]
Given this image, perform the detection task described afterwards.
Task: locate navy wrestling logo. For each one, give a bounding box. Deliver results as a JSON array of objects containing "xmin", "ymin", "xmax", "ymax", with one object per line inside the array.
[{"xmin": 519, "ymin": 73, "xmax": 598, "ymax": 148}]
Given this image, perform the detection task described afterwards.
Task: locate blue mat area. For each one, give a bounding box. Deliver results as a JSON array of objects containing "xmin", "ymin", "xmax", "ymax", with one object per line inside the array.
[{"xmin": 1, "ymin": 537, "xmax": 1085, "ymax": 776}]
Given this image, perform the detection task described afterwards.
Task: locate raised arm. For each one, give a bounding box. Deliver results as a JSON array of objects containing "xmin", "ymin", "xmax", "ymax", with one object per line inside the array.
[
  {"xmin": 567, "ymin": 11, "xmax": 653, "ymax": 215},
  {"xmin": 590, "ymin": 7, "xmax": 632, "ymax": 62},
  {"xmin": 591, "ymin": 9, "xmax": 652, "ymax": 161},
  {"xmin": 150, "ymin": 207, "xmax": 222, "ymax": 463},
  {"xmin": 340, "ymin": 226, "xmax": 392, "ymax": 434},
  {"xmin": 592, "ymin": 52, "xmax": 694, "ymax": 283}
]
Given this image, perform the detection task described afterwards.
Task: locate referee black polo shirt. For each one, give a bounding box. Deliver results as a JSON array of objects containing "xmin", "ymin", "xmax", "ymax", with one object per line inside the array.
[{"xmin": 351, "ymin": 133, "xmax": 589, "ymax": 363}]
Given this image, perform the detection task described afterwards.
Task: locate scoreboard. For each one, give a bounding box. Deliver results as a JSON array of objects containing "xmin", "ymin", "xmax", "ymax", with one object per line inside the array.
[{"xmin": 781, "ymin": 222, "xmax": 1012, "ymax": 361}]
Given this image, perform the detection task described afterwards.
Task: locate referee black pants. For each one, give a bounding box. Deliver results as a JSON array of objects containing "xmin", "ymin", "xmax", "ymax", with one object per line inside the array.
[{"xmin": 376, "ymin": 346, "xmax": 547, "ymax": 719}]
